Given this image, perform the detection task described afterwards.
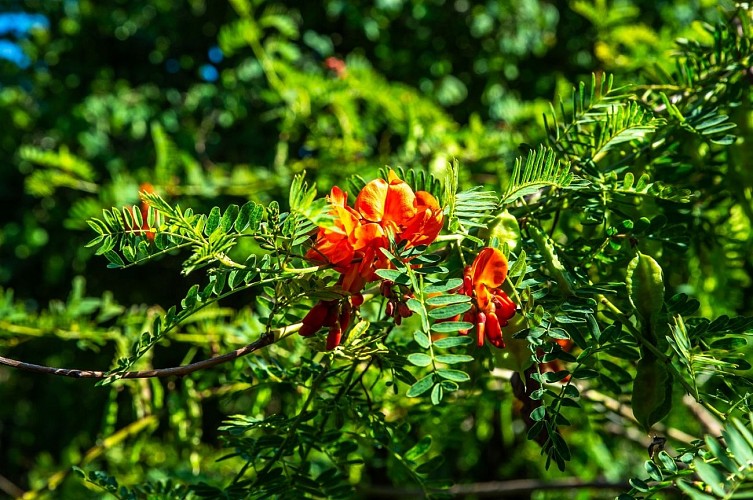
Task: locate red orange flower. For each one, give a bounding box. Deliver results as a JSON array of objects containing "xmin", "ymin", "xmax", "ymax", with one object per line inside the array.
[
  {"xmin": 306, "ymin": 171, "xmax": 443, "ymax": 294},
  {"xmin": 459, "ymin": 247, "xmax": 518, "ymax": 348},
  {"xmin": 302, "ymin": 171, "xmax": 443, "ymax": 349}
]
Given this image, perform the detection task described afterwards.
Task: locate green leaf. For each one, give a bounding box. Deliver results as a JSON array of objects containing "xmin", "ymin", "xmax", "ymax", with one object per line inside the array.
[
  {"xmin": 677, "ymin": 481, "xmax": 716, "ymax": 500},
  {"xmin": 427, "ymin": 302, "xmax": 472, "ymax": 319},
  {"xmin": 413, "ymin": 331, "xmax": 431, "ymax": 349},
  {"xmin": 205, "ymin": 206, "xmax": 221, "ymax": 235},
  {"xmin": 432, "ymin": 335, "xmax": 473, "ymax": 348},
  {"xmin": 424, "ymin": 279, "xmax": 463, "ymax": 294},
  {"xmin": 404, "ymin": 436, "xmax": 432, "ymax": 462},
  {"xmin": 657, "ymin": 451, "xmax": 677, "ymax": 473},
  {"xmin": 234, "ymin": 202, "xmax": 253, "ymax": 232},
  {"xmin": 435, "ymin": 369, "xmax": 470, "ymax": 382},
  {"xmin": 407, "ymin": 353, "xmax": 433, "ymax": 367},
  {"xmin": 431, "ymin": 322, "xmax": 473, "ymax": 334},
  {"xmin": 431, "ymin": 383, "xmax": 443, "ymax": 405},
  {"xmin": 724, "ymin": 419, "xmax": 753, "ymax": 466},
  {"xmin": 181, "ymin": 284, "xmax": 201, "ymax": 310},
  {"xmin": 586, "ymin": 313, "xmax": 601, "ymax": 343},
  {"xmin": 693, "ymin": 460, "xmax": 726, "ymax": 497},
  {"xmin": 104, "ymin": 251, "xmax": 125, "ymax": 268},
  {"xmin": 571, "ymin": 367, "xmax": 599, "ymax": 379},
  {"xmin": 435, "ymin": 354, "xmax": 473, "ymax": 364},
  {"xmin": 425, "ymin": 294, "xmax": 471, "ymax": 307},
  {"xmin": 644, "ymin": 460, "xmax": 662, "ymax": 481},
  {"xmin": 375, "ymin": 269, "xmax": 410, "ymax": 285},
  {"xmin": 628, "ymin": 478, "xmax": 649, "ymax": 492},
  {"xmin": 407, "ymin": 375, "xmax": 435, "ymax": 397},
  {"xmin": 530, "ymin": 406, "xmax": 546, "ymax": 421},
  {"xmin": 247, "ymin": 203, "xmax": 265, "ymax": 232},
  {"xmin": 221, "ymin": 204, "xmax": 239, "ymax": 232}
]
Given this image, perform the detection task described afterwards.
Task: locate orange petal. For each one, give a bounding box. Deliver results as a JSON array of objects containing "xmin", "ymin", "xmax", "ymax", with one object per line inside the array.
[
  {"xmin": 328, "ymin": 186, "xmax": 348, "ymax": 207},
  {"xmin": 355, "ymin": 178, "xmax": 388, "ymax": 222},
  {"xmin": 382, "ymin": 176, "xmax": 416, "ymax": 226},
  {"xmin": 352, "ymin": 222, "xmax": 385, "ymax": 251},
  {"xmin": 402, "ymin": 206, "xmax": 443, "ymax": 247},
  {"xmin": 471, "ymin": 247, "xmax": 508, "ymax": 289}
]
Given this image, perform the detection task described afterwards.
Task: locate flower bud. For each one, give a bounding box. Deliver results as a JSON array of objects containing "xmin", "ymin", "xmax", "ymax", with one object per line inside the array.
[
  {"xmin": 486, "ymin": 312, "xmax": 505, "ymax": 348},
  {"xmin": 476, "ymin": 311, "xmax": 487, "ymax": 347},
  {"xmin": 350, "ymin": 293, "xmax": 364, "ymax": 307},
  {"xmin": 397, "ymin": 302, "xmax": 412, "ymax": 318},
  {"xmin": 299, "ymin": 302, "xmax": 329, "ymax": 337},
  {"xmin": 326, "ymin": 327, "xmax": 343, "ymax": 350}
]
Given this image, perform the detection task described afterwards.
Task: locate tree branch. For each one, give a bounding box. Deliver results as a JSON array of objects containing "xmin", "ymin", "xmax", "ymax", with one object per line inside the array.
[
  {"xmin": 0, "ymin": 323, "xmax": 301, "ymax": 380},
  {"xmin": 361, "ymin": 478, "xmax": 631, "ymax": 498}
]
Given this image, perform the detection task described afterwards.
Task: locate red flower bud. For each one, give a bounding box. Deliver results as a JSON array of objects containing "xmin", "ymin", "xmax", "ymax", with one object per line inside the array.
[
  {"xmin": 326, "ymin": 327, "xmax": 342, "ymax": 350},
  {"xmin": 300, "ymin": 301, "xmax": 330, "ymax": 337},
  {"xmin": 351, "ymin": 293, "xmax": 364, "ymax": 307},
  {"xmin": 386, "ymin": 300, "xmax": 395, "ymax": 318},
  {"xmin": 339, "ymin": 302, "xmax": 352, "ymax": 332},
  {"xmin": 486, "ymin": 312, "xmax": 505, "ymax": 348},
  {"xmin": 476, "ymin": 311, "xmax": 487, "ymax": 347},
  {"xmin": 397, "ymin": 302, "xmax": 412, "ymax": 318}
]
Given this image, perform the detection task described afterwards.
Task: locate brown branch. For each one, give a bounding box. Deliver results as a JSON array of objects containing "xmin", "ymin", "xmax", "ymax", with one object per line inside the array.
[
  {"xmin": 361, "ymin": 478, "xmax": 630, "ymax": 498},
  {"xmin": 0, "ymin": 323, "xmax": 301, "ymax": 380},
  {"xmin": 0, "ymin": 473, "xmax": 25, "ymax": 499}
]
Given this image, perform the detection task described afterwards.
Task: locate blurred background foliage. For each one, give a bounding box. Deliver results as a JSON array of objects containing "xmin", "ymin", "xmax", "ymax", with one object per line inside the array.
[{"xmin": 0, "ymin": 0, "xmax": 748, "ymax": 497}]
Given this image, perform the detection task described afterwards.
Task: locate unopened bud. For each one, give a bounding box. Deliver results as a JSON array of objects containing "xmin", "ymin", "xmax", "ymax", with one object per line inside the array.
[
  {"xmin": 326, "ymin": 327, "xmax": 343, "ymax": 350},
  {"xmin": 476, "ymin": 311, "xmax": 487, "ymax": 347},
  {"xmin": 351, "ymin": 293, "xmax": 364, "ymax": 307},
  {"xmin": 397, "ymin": 302, "xmax": 412, "ymax": 318}
]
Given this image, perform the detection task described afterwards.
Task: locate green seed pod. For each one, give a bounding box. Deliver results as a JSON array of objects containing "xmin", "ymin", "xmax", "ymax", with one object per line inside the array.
[
  {"xmin": 528, "ymin": 225, "xmax": 574, "ymax": 297},
  {"xmin": 632, "ymin": 356, "xmax": 673, "ymax": 431},
  {"xmin": 626, "ymin": 252, "xmax": 665, "ymax": 323},
  {"xmin": 479, "ymin": 211, "xmax": 521, "ymax": 251}
]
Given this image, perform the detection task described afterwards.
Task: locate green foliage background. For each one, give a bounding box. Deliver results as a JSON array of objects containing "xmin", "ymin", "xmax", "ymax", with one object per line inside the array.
[{"xmin": 2, "ymin": 0, "xmax": 753, "ymax": 498}]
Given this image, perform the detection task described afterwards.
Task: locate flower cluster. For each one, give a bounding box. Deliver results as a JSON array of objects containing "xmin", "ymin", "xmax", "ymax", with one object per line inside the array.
[
  {"xmin": 306, "ymin": 170, "xmax": 443, "ymax": 293},
  {"xmin": 298, "ymin": 294, "xmax": 363, "ymax": 351},
  {"xmin": 380, "ymin": 280, "xmax": 414, "ymax": 325},
  {"xmin": 301, "ymin": 171, "xmax": 443, "ymax": 348},
  {"xmin": 457, "ymin": 247, "xmax": 518, "ymax": 348}
]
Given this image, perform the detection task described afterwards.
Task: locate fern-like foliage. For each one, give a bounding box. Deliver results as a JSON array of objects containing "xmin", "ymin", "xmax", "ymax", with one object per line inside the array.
[
  {"xmin": 449, "ymin": 187, "xmax": 498, "ymax": 235},
  {"xmin": 543, "ymin": 73, "xmax": 659, "ymax": 165},
  {"xmin": 21, "ymin": 145, "xmax": 99, "ymax": 196},
  {"xmin": 86, "ymin": 192, "xmax": 264, "ymax": 274},
  {"xmin": 501, "ymin": 146, "xmax": 575, "ymax": 205}
]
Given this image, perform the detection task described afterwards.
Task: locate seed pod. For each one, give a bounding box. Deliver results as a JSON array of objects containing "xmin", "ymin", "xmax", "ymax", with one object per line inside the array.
[
  {"xmin": 479, "ymin": 211, "xmax": 521, "ymax": 251},
  {"xmin": 626, "ymin": 252, "xmax": 665, "ymax": 323},
  {"xmin": 528, "ymin": 225, "xmax": 574, "ymax": 297},
  {"xmin": 632, "ymin": 356, "xmax": 673, "ymax": 431}
]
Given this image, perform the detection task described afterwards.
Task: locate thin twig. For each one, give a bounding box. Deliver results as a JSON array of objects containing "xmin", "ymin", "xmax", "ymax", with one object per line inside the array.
[
  {"xmin": 360, "ymin": 477, "xmax": 630, "ymax": 498},
  {"xmin": 0, "ymin": 323, "xmax": 301, "ymax": 380},
  {"xmin": 0, "ymin": 473, "xmax": 25, "ymax": 499}
]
